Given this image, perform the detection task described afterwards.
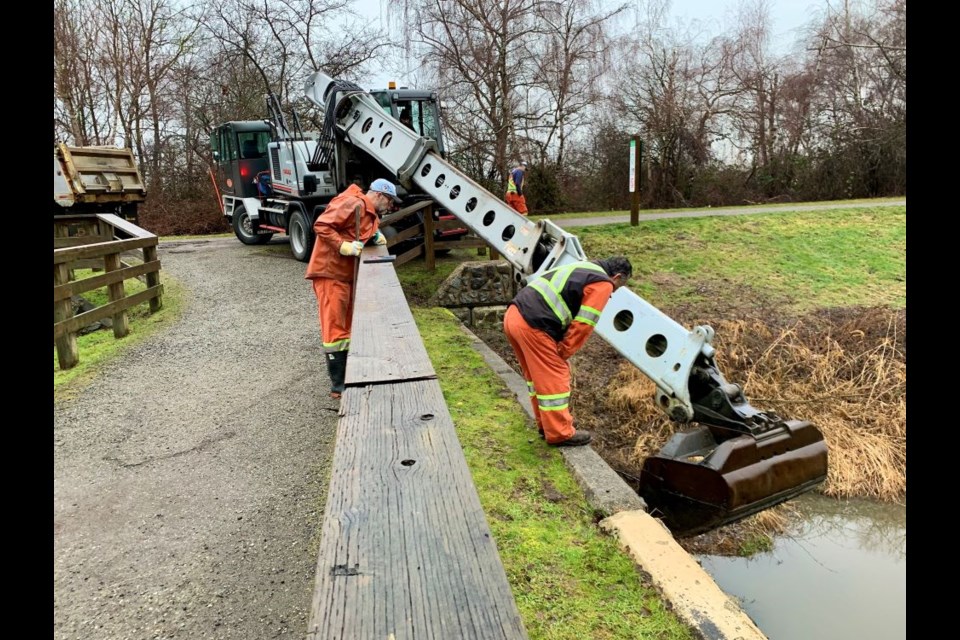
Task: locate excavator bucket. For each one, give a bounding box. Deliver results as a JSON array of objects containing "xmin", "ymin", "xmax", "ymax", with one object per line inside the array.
[{"xmin": 638, "ymin": 420, "xmax": 828, "ymax": 537}]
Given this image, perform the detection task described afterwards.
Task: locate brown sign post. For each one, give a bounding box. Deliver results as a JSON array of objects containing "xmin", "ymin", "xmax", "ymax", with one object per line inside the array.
[{"xmin": 630, "ymin": 135, "xmax": 642, "ymax": 226}]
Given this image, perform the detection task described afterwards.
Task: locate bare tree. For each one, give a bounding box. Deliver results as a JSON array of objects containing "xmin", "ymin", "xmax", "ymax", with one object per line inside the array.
[
  {"xmin": 804, "ymin": 0, "xmax": 906, "ymax": 196},
  {"xmin": 614, "ymin": 0, "xmax": 741, "ymax": 206},
  {"xmin": 54, "ymin": 0, "xmax": 111, "ymax": 145},
  {"xmin": 202, "ymin": 0, "xmax": 387, "ymax": 111},
  {"xmin": 395, "ymin": 0, "xmax": 544, "ymax": 190},
  {"xmin": 525, "ymin": 0, "xmax": 626, "ymax": 170}
]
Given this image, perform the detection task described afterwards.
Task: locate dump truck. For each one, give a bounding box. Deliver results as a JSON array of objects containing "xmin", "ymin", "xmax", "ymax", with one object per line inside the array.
[
  {"xmin": 53, "ymin": 143, "xmax": 147, "ymax": 222},
  {"xmin": 257, "ymin": 69, "xmax": 830, "ymax": 537}
]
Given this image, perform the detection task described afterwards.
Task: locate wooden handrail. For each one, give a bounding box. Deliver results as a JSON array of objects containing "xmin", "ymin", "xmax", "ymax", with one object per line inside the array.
[
  {"xmin": 53, "ymin": 260, "xmax": 161, "ymax": 302},
  {"xmin": 53, "ymin": 214, "xmax": 164, "ymax": 369}
]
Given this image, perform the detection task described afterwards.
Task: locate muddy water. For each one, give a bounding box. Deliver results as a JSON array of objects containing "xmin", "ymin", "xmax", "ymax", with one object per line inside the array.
[{"xmin": 697, "ymin": 494, "xmax": 906, "ymax": 640}]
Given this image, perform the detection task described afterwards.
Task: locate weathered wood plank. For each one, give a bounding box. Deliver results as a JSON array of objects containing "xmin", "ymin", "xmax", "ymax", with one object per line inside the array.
[
  {"xmin": 52, "ymin": 260, "xmax": 160, "ymax": 302},
  {"xmin": 306, "ymin": 381, "xmax": 527, "ymax": 640},
  {"xmin": 387, "ymin": 224, "xmax": 424, "ymax": 246},
  {"xmin": 54, "ymin": 262, "xmax": 78, "ymax": 369},
  {"xmin": 393, "ymin": 244, "xmax": 423, "ymax": 267},
  {"xmin": 53, "ymin": 237, "xmax": 156, "ymax": 264},
  {"xmin": 53, "ymin": 235, "xmax": 113, "ymax": 248},
  {"xmin": 97, "ymin": 213, "xmax": 156, "ymax": 239},
  {"xmin": 143, "ymin": 245, "xmax": 162, "ymax": 312},
  {"xmin": 424, "ymin": 203, "xmax": 436, "ymax": 272},
  {"xmin": 104, "ymin": 253, "xmax": 130, "ymax": 338},
  {"xmin": 380, "ymin": 199, "xmax": 433, "ymax": 228},
  {"xmin": 346, "ymin": 248, "xmax": 436, "ymax": 385}
]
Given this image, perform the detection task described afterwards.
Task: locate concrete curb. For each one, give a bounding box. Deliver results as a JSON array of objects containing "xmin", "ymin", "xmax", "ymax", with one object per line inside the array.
[{"xmin": 459, "ymin": 324, "xmax": 767, "ymax": 640}]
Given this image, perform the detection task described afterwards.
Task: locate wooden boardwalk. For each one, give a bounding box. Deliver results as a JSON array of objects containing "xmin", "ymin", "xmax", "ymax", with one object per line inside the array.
[{"xmin": 306, "ymin": 246, "xmax": 527, "ymax": 640}]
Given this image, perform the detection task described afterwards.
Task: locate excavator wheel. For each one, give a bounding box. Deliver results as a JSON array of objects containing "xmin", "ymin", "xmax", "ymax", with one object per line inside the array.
[
  {"xmin": 288, "ymin": 209, "xmax": 315, "ymax": 262},
  {"xmin": 232, "ymin": 205, "xmax": 273, "ymax": 246}
]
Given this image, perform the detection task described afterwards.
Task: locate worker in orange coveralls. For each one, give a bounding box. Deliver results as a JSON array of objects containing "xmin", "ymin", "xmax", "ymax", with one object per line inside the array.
[
  {"xmin": 305, "ymin": 178, "xmax": 401, "ymax": 399},
  {"xmin": 505, "ymin": 160, "xmax": 529, "ymax": 215},
  {"xmin": 503, "ymin": 256, "xmax": 633, "ymax": 446}
]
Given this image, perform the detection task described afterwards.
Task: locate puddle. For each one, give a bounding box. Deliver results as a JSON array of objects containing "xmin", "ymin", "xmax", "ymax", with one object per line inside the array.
[{"xmin": 697, "ymin": 493, "xmax": 906, "ymax": 640}]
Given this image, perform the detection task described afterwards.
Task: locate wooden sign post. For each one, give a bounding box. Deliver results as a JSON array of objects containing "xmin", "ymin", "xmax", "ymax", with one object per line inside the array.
[{"xmin": 629, "ymin": 135, "xmax": 642, "ymax": 226}]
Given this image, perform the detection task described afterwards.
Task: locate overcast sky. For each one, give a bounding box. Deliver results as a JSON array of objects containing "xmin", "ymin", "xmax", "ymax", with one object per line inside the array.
[{"xmin": 346, "ymin": 0, "xmax": 823, "ymax": 90}]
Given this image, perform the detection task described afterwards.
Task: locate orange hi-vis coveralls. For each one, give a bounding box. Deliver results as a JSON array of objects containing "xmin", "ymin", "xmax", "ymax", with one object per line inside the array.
[
  {"xmin": 503, "ymin": 261, "xmax": 614, "ymax": 444},
  {"xmin": 505, "ymin": 167, "xmax": 528, "ymax": 215},
  {"xmin": 304, "ymin": 184, "xmax": 380, "ymax": 355}
]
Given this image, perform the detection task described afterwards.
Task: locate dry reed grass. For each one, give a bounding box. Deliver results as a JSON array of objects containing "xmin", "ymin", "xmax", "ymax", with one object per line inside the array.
[{"xmin": 609, "ymin": 307, "xmax": 906, "ymax": 503}]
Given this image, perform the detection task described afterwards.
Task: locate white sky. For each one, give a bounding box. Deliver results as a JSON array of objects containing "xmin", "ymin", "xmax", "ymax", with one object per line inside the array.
[{"xmin": 347, "ymin": 0, "xmax": 824, "ymax": 89}]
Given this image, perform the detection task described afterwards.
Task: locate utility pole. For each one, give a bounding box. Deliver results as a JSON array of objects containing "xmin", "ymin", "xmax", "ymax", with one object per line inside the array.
[{"xmin": 630, "ymin": 135, "xmax": 642, "ymax": 226}]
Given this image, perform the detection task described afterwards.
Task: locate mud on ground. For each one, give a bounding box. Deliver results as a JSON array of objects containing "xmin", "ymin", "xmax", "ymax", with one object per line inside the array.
[{"xmin": 470, "ymin": 291, "xmax": 906, "ymax": 557}]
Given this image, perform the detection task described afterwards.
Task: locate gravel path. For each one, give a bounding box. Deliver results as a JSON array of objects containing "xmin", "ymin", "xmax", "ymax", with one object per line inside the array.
[{"xmin": 54, "ymin": 237, "xmax": 337, "ymax": 640}]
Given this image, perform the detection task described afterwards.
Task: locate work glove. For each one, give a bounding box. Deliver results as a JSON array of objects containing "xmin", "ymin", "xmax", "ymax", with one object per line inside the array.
[
  {"xmin": 371, "ymin": 230, "xmax": 387, "ymax": 246},
  {"xmin": 339, "ymin": 240, "xmax": 364, "ymax": 257}
]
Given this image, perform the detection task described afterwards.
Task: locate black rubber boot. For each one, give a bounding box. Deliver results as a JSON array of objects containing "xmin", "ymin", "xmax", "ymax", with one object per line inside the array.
[
  {"xmin": 326, "ymin": 351, "xmax": 348, "ymax": 398},
  {"xmin": 551, "ymin": 429, "xmax": 592, "ymax": 447}
]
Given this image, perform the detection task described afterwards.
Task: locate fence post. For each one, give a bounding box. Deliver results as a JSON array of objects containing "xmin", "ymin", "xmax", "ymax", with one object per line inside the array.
[
  {"xmin": 143, "ymin": 244, "xmax": 163, "ymax": 312},
  {"xmin": 54, "ymin": 262, "xmax": 79, "ymax": 370},
  {"xmin": 104, "ymin": 252, "xmax": 130, "ymax": 338},
  {"xmin": 423, "ymin": 203, "xmax": 436, "ymax": 271}
]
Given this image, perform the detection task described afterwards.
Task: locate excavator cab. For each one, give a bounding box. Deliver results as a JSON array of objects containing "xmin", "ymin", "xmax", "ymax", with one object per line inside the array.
[
  {"xmin": 209, "ymin": 121, "xmax": 272, "ymax": 198},
  {"xmin": 369, "ymin": 85, "xmax": 446, "ymax": 156}
]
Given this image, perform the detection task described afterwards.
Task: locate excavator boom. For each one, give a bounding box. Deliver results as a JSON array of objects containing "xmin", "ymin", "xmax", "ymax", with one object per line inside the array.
[{"xmin": 305, "ymin": 70, "xmax": 828, "ymax": 536}]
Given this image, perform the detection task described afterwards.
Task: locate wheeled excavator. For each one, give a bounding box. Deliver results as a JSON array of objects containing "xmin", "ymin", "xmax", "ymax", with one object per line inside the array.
[
  {"xmin": 209, "ymin": 85, "xmax": 468, "ymax": 261},
  {"xmin": 303, "ymin": 70, "xmax": 829, "ymax": 537}
]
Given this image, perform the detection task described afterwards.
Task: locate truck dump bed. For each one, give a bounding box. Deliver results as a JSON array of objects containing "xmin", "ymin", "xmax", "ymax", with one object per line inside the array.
[{"xmin": 54, "ymin": 143, "xmax": 146, "ymax": 216}]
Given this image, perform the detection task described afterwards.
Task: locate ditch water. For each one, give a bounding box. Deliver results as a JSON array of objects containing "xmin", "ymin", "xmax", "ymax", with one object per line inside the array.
[{"xmin": 697, "ymin": 493, "xmax": 906, "ymax": 640}]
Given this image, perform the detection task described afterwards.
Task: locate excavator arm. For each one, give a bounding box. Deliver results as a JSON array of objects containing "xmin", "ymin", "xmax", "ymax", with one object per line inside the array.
[{"xmin": 305, "ymin": 71, "xmax": 828, "ymax": 537}]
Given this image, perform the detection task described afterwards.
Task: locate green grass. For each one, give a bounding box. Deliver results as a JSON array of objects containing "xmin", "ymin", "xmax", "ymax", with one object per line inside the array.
[
  {"xmin": 738, "ymin": 534, "xmax": 774, "ymax": 556},
  {"xmin": 570, "ymin": 206, "xmax": 905, "ymax": 311},
  {"xmin": 398, "ymin": 205, "xmax": 906, "ymax": 313},
  {"xmin": 54, "ymin": 269, "xmax": 187, "ymax": 399},
  {"xmin": 56, "ymin": 202, "xmax": 904, "ymax": 634},
  {"xmin": 536, "ymin": 196, "xmax": 906, "ymax": 221},
  {"xmin": 399, "ymin": 205, "xmax": 909, "ymax": 633},
  {"xmin": 414, "ymin": 307, "xmax": 694, "ymax": 639}
]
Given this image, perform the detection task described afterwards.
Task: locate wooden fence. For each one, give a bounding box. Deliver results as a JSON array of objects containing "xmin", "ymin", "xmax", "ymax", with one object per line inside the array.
[
  {"xmin": 54, "ymin": 213, "xmax": 163, "ymax": 371},
  {"xmin": 381, "ymin": 200, "xmax": 495, "ymax": 269}
]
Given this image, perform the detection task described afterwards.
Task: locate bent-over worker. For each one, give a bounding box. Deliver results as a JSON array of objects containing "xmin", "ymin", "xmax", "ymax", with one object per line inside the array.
[{"xmin": 503, "ymin": 256, "xmax": 633, "ymax": 446}]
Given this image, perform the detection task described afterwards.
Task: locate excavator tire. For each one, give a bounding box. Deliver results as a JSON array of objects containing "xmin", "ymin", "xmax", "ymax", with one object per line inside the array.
[
  {"xmin": 288, "ymin": 209, "xmax": 315, "ymax": 262},
  {"xmin": 639, "ymin": 420, "xmax": 828, "ymax": 537},
  {"xmin": 232, "ymin": 205, "xmax": 273, "ymax": 246}
]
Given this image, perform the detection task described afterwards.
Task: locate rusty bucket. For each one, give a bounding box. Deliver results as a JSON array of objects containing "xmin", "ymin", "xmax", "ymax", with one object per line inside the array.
[{"xmin": 639, "ymin": 420, "xmax": 828, "ymax": 537}]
